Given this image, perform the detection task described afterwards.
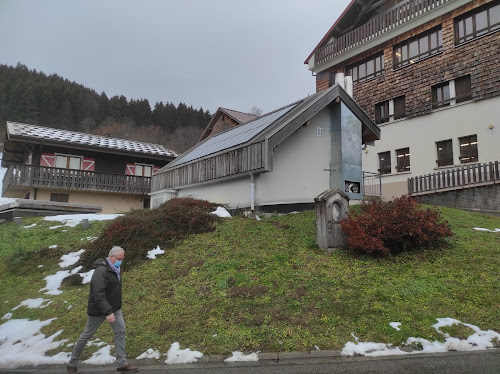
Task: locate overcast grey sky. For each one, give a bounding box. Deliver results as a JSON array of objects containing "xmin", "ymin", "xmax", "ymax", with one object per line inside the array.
[{"xmin": 0, "ymin": 0, "xmax": 350, "ymax": 114}]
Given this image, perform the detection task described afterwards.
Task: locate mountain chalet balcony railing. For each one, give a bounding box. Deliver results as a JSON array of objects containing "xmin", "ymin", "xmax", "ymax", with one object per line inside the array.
[
  {"xmin": 2, "ymin": 164, "xmax": 151, "ymax": 196},
  {"xmin": 314, "ymin": 0, "xmax": 450, "ymax": 68}
]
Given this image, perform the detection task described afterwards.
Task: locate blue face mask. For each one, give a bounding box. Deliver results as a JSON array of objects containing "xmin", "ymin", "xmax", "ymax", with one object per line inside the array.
[{"xmin": 114, "ymin": 261, "xmax": 122, "ymax": 268}]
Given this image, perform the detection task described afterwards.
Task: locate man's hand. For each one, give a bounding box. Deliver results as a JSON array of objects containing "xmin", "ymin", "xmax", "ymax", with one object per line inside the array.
[{"xmin": 106, "ymin": 313, "xmax": 115, "ymax": 323}]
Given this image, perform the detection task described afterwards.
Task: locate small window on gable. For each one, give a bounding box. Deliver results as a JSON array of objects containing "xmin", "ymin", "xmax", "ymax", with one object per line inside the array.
[
  {"xmin": 459, "ymin": 135, "xmax": 478, "ymax": 164},
  {"xmin": 436, "ymin": 139, "xmax": 454, "ymax": 167},
  {"xmin": 396, "ymin": 147, "xmax": 410, "ymax": 172},
  {"xmin": 455, "ymin": 2, "xmax": 500, "ymax": 45},
  {"xmin": 378, "ymin": 151, "xmax": 391, "ymax": 175}
]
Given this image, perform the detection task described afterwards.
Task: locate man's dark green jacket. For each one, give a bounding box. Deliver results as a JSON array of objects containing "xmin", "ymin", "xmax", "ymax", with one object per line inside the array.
[{"xmin": 87, "ymin": 258, "xmax": 122, "ymax": 316}]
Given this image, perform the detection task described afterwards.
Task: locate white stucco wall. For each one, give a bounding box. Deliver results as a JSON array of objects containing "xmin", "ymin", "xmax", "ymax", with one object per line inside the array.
[
  {"xmin": 362, "ymin": 96, "xmax": 500, "ymax": 200},
  {"xmin": 176, "ymin": 106, "xmax": 334, "ymax": 209}
]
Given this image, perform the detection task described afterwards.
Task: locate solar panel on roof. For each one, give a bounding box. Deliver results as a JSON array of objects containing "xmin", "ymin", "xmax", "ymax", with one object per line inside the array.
[{"xmin": 169, "ymin": 104, "xmax": 297, "ymax": 167}]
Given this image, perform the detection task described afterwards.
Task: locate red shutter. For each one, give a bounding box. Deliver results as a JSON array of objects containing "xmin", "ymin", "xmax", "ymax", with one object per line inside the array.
[
  {"xmin": 153, "ymin": 166, "xmax": 161, "ymax": 174},
  {"xmin": 125, "ymin": 163, "xmax": 135, "ymax": 175},
  {"xmin": 82, "ymin": 158, "xmax": 95, "ymax": 171},
  {"xmin": 40, "ymin": 153, "xmax": 56, "ymax": 167}
]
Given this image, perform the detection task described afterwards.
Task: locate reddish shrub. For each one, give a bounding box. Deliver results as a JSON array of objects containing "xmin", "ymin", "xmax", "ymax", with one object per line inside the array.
[
  {"xmin": 340, "ymin": 195, "xmax": 453, "ymax": 255},
  {"xmin": 80, "ymin": 197, "xmax": 221, "ymax": 270}
]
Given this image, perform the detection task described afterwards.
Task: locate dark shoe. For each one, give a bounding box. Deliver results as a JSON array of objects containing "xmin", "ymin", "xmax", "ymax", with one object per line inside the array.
[
  {"xmin": 116, "ymin": 364, "xmax": 139, "ymax": 372},
  {"xmin": 66, "ymin": 364, "xmax": 79, "ymax": 374}
]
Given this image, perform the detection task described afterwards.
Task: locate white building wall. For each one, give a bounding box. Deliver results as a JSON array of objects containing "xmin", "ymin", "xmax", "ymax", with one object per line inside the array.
[
  {"xmin": 363, "ymin": 96, "xmax": 500, "ymax": 200},
  {"xmin": 175, "ymin": 107, "xmax": 333, "ymax": 209}
]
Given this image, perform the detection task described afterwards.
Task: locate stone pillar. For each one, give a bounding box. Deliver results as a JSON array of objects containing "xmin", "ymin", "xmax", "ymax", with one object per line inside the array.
[{"xmin": 315, "ymin": 189, "xmax": 349, "ymax": 252}]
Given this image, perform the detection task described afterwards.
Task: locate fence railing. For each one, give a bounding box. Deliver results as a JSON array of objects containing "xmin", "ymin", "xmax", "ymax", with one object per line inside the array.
[
  {"xmin": 2, "ymin": 164, "xmax": 151, "ymax": 196},
  {"xmin": 314, "ymin": 0, "xmax": 449, "ymax": 67},
  {"xmin": 408, "ymin": 161, "xmax": 500, "ymax": 195},
  {"xmin": 362, "ymin": 171, "xmax": 382, "ymax": 196}
]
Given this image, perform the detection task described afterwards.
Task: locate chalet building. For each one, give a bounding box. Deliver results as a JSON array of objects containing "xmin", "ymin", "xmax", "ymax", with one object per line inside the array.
[
  {"xmin": 306, "ymin": 0, "xmax": 500, "ymax": 200},
  {"xmin": 198, "ymin": 107, "xmax": 257, "ymax": 142},
  {"xmin": 1, "ymin": 122, "xmax": 177, "ymax": 214},
  {"xmin": 151, "ymin": 84, "xmax": 380, "ymax": 212}
]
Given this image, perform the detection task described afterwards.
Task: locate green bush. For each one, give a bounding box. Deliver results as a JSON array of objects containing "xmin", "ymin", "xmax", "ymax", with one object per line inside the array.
[
  {"xmin": 80, "ymin": 197, "xmax": 221, "ymax": 270},
  {"xmin": 340, "ymin": 195, "xmax": 453, "ymax": 255}
]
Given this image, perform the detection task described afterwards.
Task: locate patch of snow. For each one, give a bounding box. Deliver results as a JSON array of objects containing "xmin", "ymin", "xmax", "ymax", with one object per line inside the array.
[
  {"xmin": 82, "ymin": 345, "xmax": 115, "ymax": 365},
  {"xmin": 38, "ymin": 265, "xmax": 44, "ymax": 268},
  {"xmin": 23, "ymin": 223, "xmax": 37, "ymax": 229},
  {"xmin": 147, "ymin": 245, "xmax": 165, "ymax": 259},
  {"xmin": 342, "ymin": 341, "xmax": 406, "ymax": 357},
  {"xmin": 0, "ymin": 318, "xmax": 70, "ymax": 369},
  {"xmin": 211, "ymin": 206, "xmax": 231, "ymax": 218},
  {"xmin": 43, "ymin": 214, "xmax": 122, "ymax": 228},
  {"xmin": 12, "ymin": 298, "xmax": 53, "ymax": 310},
  {"xmin": 39, "ymin": 270, "xmax": 70, "ymax": 295},
  {"xmin": 473, "ymin": 227, "xmax": 500, "ymax": 232},
  {"xmin": 224, "ymin": 351, "xmax": 259, "ymax": 362},
  {"xmin": 49, "ymin": 245, "xmax": 58, "ymax": 249},
  {"xmin": 49, "ymin": 225, "xmax": 63, "ymax": 230},
  {"xmin": 80, "ymin": 269, "xmax": 95, "ymax": 284},
  {"xmin": 67, "ymin": 305, "xmax": 72, "ymax": 310},
  {"xmin": 59, "ymin": 249, "xmax": 85, "ymax": 268},
  {"xmin": 71, "ymin": 266, "xmax": 82, "ymax": 274},
  {"xmin": 390, "ymin": 322, "xmax": 402, "ymax": 331},
  {"xmin": 165, "ymin": 342, "xmax": 203, "ymax": 364},
  {"xmin": 1, "ymin": 313, "xmax": 12, "ymax": 320},
  {"xmin": 136, "ymin": 348, "xmax": 161, "ymax": 360}
]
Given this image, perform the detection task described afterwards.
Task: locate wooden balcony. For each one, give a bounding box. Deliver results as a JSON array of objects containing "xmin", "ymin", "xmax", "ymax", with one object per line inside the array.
[
  {"xmin": 314, "ymin": 0, "xmax": 451, "ymax": 68},
  {"xmin": 2, "ymin": 164, "xmax": 151, "ymax": 196}
]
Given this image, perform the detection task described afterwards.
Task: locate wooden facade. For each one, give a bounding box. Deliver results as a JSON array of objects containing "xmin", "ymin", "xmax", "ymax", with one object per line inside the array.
[
  {"xmin": 313, "ymin": 0, "xmax": 452, "ymax": 68},
  {"xmin": 3, "ymin": 164, "xmax": 152, "ymax": 196}
]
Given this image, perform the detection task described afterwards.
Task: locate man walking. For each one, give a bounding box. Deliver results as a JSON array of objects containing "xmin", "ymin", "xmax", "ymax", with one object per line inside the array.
[{"xmin": 67, "ymin": 246, "xmax": 138, "ymax": 373}]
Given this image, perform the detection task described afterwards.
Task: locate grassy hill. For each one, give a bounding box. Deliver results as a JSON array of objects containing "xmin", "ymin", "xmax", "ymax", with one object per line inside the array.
[{"xmin": 0, "ymin": 206, "xmax": 498, "ymax": 358}]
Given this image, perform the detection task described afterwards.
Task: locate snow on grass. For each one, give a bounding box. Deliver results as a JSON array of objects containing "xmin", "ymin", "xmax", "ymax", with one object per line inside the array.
[
  {"xmin": 79, "ymin": 269, "xmax": 95, "ymax": 284},
  {"xmin": 11, "ymin": 298, "xmax": 53, "ymax": 310},
  {"xmin": 473, "ymin": 227, "xmax": 500, "ymax": 232},
  {"xmin": 341, "ymin": 319, "xmax": 500, "ymax": 357},
  {"xmin": 39, "ymin": 270, "xmax": 70, "ymax": 295},
  {"xmin": 390, "ymin": 322, "xmax": 402, "ymax": 331},
  {"xmin": 0, "ymin": 318, "xmax": 70, "ymax": 369},
  {"xmin": 224, "ymin": 351, "xmax": 259, "ymax": 362},
  {"xmin": 23, "ymin": 223, "xmax": 37, "ymax": 229},
  {"xmin": 82, "ymin": 344, "xmax": 115, "ymax": 365},
  {"xmin": 146, "ymin": 245, "xmax": 165, "ymax": 259},
  {"xmin": 136, "ymin": 348, "xmax": 161, "ymax": 360},
  {"xmin": 211, "ymin": 206, "xmax": 231, "ymax": 218},
  {"xmin": 58, "ymin": 249, "xmax": 85, "ymax": 268},
  {"xmin": 43, "ymin": 213, "xmax": 122, "ymax": 228},
  {"xmin": 165, "ymin": 342, "xmax": 203, "ymax": 364}
]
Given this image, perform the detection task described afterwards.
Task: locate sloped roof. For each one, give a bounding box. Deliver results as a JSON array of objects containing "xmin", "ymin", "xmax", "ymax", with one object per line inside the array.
[
  {"xmin": 198, "ymin": 107, "xmax": 258, "ymax": 142},
  {"xmin": 158, "ymin": 84, "xmax": 379, "ymax": 180},
  {"xmin": 2, "ymin": 122, "xmax": 177, "ymax": 167}
]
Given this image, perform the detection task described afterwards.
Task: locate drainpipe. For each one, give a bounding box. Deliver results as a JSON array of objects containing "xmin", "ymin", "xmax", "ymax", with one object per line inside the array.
[{"xmin": 250, "ymin": 173, "xmax": 255, "ymax": 211}]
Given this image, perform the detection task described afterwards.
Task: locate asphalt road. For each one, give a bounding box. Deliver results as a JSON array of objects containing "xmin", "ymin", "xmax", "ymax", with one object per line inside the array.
[{"xmin": 2, "ymin": 350, "xmax": 499, "ymax": 374}]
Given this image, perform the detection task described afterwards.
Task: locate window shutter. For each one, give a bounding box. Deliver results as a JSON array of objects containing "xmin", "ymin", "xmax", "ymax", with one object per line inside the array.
[
  {"xmin": 125, "ymin": 163, "xmax": 135, "ymax": 175},
  {"xmin": 82, "ymin": 158, "xmax": 95, "ymax": 171},
  {"xmin": 40, "ymin": 153, "xmax": 56, "ymax": 167},
  {"xmin": 394, "ymin": 96, "xmax": 405, "ymax": 120}
]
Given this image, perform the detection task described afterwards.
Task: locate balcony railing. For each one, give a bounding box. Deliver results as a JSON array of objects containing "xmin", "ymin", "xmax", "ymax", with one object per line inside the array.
[
  {"xmin": 314, "ymin": 0, "xmax": 450, "ymax": 68},
  {"xmin": 408, "ymin": 161, "xmax": 500, "ymax": 195},
  {"xmin": 362, "ymin": 171, "xmax": 382, "ymax": 196},
  {"xmin": 2, "ymin": 164, "xmax": 151, "ymax": 196}
]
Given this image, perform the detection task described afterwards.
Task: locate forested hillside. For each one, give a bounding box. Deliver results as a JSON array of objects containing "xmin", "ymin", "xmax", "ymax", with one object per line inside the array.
[{"xmin": 0, "ymin": 63, "xmax": 213, "ymax": 152}]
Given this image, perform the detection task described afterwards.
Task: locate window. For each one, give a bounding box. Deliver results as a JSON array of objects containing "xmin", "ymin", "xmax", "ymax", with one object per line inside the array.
[
  {"xmin": 432, "ymin": 75, "xmax": 472, "ymax": 109},
  {"xmin": 394, "ymin": 27, "xmax": 442, "ymax": 68},
  {"xmin": 455, "ymin": 2, "xmax": 500, "ymax": 45},
  {"xmin": 436, "ymin": 139, "xmax": 454, "ymax": 167},
  {"xmin": 459, "ymin": 135, "xmax": 478, "ymax": 164},
  {"xmin": 375, "ymin": 96, "xmax": 405, "ymax": 124},
  {"xmin": 378, "ymin": 151, "xmax": 391, "ymax": 175},
  {"xmin": 455, "ymin": 75, "xmax": 472, "ymax": 103},
  {"xmin": 346, "ymin": 53, "xmax": 384, "ymax": 84},
  {"xmin": 135, "ymin": 163, "xmax": 153, "ymax": 177},
  {"xmin": 56, "ymin": 154, "xmax": 82, "ymax": 170},
  {"xmin": 396, "ymin": 148, "xmax": 410, "ymax": 172},
  {"xmin": 51, "ymin": 193, "xmax": 69, "ymax": 203}
]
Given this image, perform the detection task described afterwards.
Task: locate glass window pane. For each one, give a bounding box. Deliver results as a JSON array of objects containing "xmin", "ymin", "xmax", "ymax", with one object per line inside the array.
[
  {"xmin": 409, "ymin": 40, "xmax": 418, "ymax": 60},
  {"xmin": 465, "ymin": 17, "xmax": 473, "ymax": 40},
  {"xmin": 366, "ymin": 60, "xmax": 374, "ymax": 77},
  {"xmin": 359, "ymin": 63, "xmax": 366, "ymax": 80},
  {"xmin": 437, "ymin": 139, "xmax": 453, "ymax": 166},
  {"xmin": 476, "ymin": 10, "xmax": 488, "ymax": 35},
  {"xmin": 419, "ymin": 37, "xmax": 429, "ymax": 56},
  {"xmin": 491, "ymin": 5, "xmax": 500, "ymax": 30},
  {"xmin": 69, "ymin": 157, "xmax": 81, "ymax": 170},
  {"xmin": 55, "ymin": 156, "xmax": 67, "ymax": 169},
  {"xmin": 378, "ymin": 151, "xmax": 391, "ymax": 174},
  {"xmin": 144, "ymin": 166, "xmax": 152, "ymax": 177},
  {"xmin": 135, "ymin": 165, "xmax": 143, "ymax": 176}
]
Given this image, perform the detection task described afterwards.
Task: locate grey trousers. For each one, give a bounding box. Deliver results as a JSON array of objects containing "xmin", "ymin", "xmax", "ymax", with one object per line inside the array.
[{"xmin": 69, "ymin": 309, "xmax": 128, "ymax": 368}]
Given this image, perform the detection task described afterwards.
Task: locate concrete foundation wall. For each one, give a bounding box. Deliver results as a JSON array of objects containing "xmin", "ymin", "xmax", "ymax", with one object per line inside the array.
[{"xmin": 414, "ymin": 184, "xmax": 500, "ymax": 214}]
